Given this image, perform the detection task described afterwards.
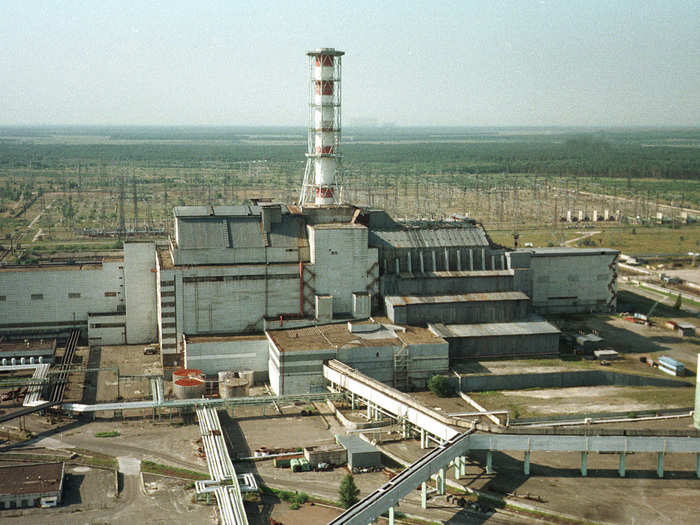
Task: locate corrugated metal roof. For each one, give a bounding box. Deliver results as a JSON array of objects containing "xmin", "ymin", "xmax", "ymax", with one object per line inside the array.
[
  {"xmin": 336, "ymin": 434, "xmax": 379, "ymax": 454},
  {"xmin": 268, "ymin": 215, "xmax": 308, "ymax": 248},
  {"xmin": 213, "ymin": 205, "xmax": 251, "ymax": 216},
  {"xmin": 177, "ymin": 218, "xmax": 229, "ymax": 249},
  {"xmin": 386, "ymin": 291, "xmax": 529, "ymax": 306},
  {"xmin": 369, "ymin": 227, "xmax": 489, "ymax": 249},
  {"xmin": 434, "ymin": 318, "xmax": 560, "ymax": 338},
  {"xmin": 174, "ymin": 205, "xmax": 212, "ymax": 217},
  {"xmin": 230, "ymin": 217, "xmax": 264, "ymax": 248}
]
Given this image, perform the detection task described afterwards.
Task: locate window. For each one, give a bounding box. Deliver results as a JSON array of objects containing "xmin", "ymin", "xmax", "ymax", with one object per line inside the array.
[
  {"xmin": 90, "ymin": 322, "xmax": 125, "ymax": 328},
  {"xmin": 0, "ymin": 295, "xmax": 5, "ymax": 301},
  {"xmin": 31, "ymin": 294, "xmax": 44, "ymax": 300},
  {"xmin": 68, "ymin": 292, "xmax": 81, "ymax": 299},
  {"xmin": 104, "ymin": 291, "xmax": 117, "ymax": 297}
]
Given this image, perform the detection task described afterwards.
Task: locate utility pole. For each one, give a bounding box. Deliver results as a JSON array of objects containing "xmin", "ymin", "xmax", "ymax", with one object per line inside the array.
[
  {"xmin": 119, "ymin": 170, "xmax": 126, "ymax": 236},
  {"xmin": 132, "ymin": 171, "xmax": 138, "ymax": 231}
]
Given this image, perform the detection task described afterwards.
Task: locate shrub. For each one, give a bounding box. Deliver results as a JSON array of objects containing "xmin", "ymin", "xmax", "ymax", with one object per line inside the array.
[{"xmin": 427, "ymin": 375, "xmax": 452, "ymax": 397}]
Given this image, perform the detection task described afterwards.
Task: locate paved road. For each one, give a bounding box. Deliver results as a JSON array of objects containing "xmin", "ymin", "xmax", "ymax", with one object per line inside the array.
[{"xmin": 620, "ymin": 282, "xmax": 700, "ymax": 315}]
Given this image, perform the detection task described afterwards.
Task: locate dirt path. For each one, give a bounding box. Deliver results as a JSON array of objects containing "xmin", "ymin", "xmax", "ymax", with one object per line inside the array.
[{"xmin": 563, "ymin": 230, "xmax": 601, "ymax": 246}]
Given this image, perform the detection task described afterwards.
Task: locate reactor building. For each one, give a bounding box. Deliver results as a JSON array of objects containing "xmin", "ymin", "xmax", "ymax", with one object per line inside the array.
[{"xmin": 0, "ymin": 48, "xmax": 619, "ymax": 395}]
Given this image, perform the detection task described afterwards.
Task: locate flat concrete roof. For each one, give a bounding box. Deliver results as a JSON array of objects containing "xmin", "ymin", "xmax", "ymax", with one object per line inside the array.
[
  {"xmin": 517, "ymin": 247, "xmax": 619, "ymax": 257},
  {"xmin": 396, "ymin": 270, "xmax": 514, "ymax": 279},
  {"xmin": 268, "ymin": 320, "xmax": 444, "ymax": 352},
  {"xmin": 0, "ymin": 462, "xmax": 63, "ymax": 496},
  {"xmin": 309, "ymin": 223, "xmax": 366, "ymax": 230},
  {"xmin": 430, "ymin": 318, "xmax": 560, "ymax": 338},
  {"xmin": 185, "ymin": 333, "xmax": 267, "ymax": 344},
  {"xmin": 0, "ymin": 339, "xmax": 56, "ymax": 353},
  {"xmin": 385, "ymin": 291, "xmax": 529, "ymax": 307}
]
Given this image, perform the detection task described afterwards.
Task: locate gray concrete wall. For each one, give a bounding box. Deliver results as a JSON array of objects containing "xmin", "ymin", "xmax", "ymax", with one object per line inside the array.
[
  {"xmin": 454, "ymin": 370, "xmax": 689, "ymax": 392},
  {"xmin": 529, "ymin": 253, "xmax": 617, "ymax": 314},
  {"xmin": 338, "ymin": 345, "xmax": 395, "ymax": 385},
  {"xmin": 309, "ymin": 225, "xmax": 378, "ymax": 316},
  {"xmin": 407, "ymin": 341, "xmax": 450, "ymax": 389},
  {"xmin": 184, "ymin": 337, "xmax": 269, "ymax": 380},
  {"xmin": 388, "ymin": 297, "xmax": 530, "ymax": 325},
  {"xmin": 448, "ymin": 332, "xmax": 559, "ymax": 360},
  {"xmin": 268, "ymin": 343, "xmax": 337, "ymax": 395},
  {"xmin": 382, "ymin": 271, "xmax": 514, "ymax": 296},
  {"xmin": 124, "ymin": 242, "xmax": 158, "ymax": 344},
  {"xmin": 87, "ymin": 312, "xmax": 126, "ymax": 345},
  {"xmin": 0, "ymin": 261, "xmax": 124, "ymax": 335},
  {"xmin": 178, "ymin": 264, "xmax": 301, "ymax": 335}
]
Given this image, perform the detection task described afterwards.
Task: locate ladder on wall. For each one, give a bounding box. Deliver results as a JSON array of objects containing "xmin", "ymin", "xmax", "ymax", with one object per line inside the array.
[{"xmin": 393, "ymin": 346, "xmax": 409, "ymax": 391}]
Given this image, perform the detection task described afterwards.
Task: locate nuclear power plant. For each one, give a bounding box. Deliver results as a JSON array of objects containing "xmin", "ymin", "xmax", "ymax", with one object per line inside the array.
[
  {"xmin": 0, "ymin": 48, "xmax": 618, "ymax": 393},
  {"xmin": 0, "ymin": 48, "xmax": 698, "ymax": 525}
]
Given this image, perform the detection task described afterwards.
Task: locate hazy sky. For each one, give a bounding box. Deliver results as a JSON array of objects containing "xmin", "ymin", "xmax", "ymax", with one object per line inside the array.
[{"xmin": 2, "ymin": 1, "xmax": 699, "ymax": 127}]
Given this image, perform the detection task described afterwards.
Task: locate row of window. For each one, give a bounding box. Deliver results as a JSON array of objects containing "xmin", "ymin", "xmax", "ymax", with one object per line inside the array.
[{"xmin": 1, "ymin": 292, "xmax": 120, "ymax": 301}]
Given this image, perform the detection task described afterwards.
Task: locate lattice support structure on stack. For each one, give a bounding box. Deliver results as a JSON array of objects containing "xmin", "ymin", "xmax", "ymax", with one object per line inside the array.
[{"xmin": 299, "ymin": 48, "xmax": 344, "ymax": 206}]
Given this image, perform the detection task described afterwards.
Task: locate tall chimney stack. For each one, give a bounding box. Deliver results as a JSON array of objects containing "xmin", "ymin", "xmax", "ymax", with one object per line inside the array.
[{"xmin": 299, "ymin": 48, "xmax": 344, "ymax": 206}]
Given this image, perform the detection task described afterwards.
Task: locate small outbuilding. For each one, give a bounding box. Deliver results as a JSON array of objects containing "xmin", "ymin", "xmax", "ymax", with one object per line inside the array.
[
  {"xmin": 665, "ymin": 320, "xmax": 696, "ymax": 338},
  {"xmin": 336, "ymin": 435, "xmax": 382, "ymax": 471},
  {"xmin": 0, "ymin": 462, "xmax": 64, "ymax": 509}
]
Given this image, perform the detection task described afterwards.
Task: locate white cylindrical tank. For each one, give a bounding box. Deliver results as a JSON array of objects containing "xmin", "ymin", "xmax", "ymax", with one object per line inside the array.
[
  {"xmin": 218, "ymin": 371, "xmax": 249, "ymax": 398},
  {"xmin": 29, "ymin": 357, "xmax": 35, "ymax": 364},
  {"xmin": 11, "ymin": 358, "xmax": 16, "ymax": 366},
  {"xmin": 2, "ymin": 358, "xmax": 7, "ymax": 366},
  {"xmin": 38, "ymin": 356, "xmax": 43, "ymax": 364},
  {"xmin": 237, "ymin": 369, "xmax": 255, "ymax": 390},
  {"xmin": 20, "ymin": 357, "xmax": 26, "ymax": 365},
  {"xmin": 173, "ymin": 377, "xmax": 206, "ymax": 400}
]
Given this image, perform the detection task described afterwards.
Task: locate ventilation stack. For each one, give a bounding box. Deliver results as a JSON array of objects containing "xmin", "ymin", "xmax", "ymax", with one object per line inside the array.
[{"xmin": 299, "ymin": 48, "xmax": 344, "ymax": 206}]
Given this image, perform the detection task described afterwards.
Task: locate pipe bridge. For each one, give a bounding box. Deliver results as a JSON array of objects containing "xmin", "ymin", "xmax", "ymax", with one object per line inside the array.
[{"xmin": 323, "ymin": 360, "xmax": 700, "ymax": 525}]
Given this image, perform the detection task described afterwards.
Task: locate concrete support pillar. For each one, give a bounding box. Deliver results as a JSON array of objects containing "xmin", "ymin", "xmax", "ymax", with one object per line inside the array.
[
  {"xmin": 468, "ymin": 249, "xmax": 474, "ymax": 271},
  {"xmin": 657, "ymin": 453, "xmax": 664, "ymax": 478},
  {"xmin": 524, "ymin": 451, "xmax": 530, "ymax": 476},
  {"xmin": 407, "ymin": 251, "xmax": 412, "ymax": 273},
  {"xmin": 366, "ymin": 403, "xmax": 371, "ymax": 419},
  {"xmin": 444, "ymin": 248, "xmax": 450, "ymax": 271},
  {"xmin": 454, "ymin": 458, "xmax": 460, "ymax": 480},
  {"xmin": 395, "ymin": 257, "xmax": 400, "ymax": 275},
  {"xmin": 486, "ymin": 451, "xmax": 493, "ymax": 474},
  {"xmin": 420, "ymin": 428, "xmax": 426, "ymax": 449},
  {"xmin": 619, "ymin": 453, "xmax": 626, "ymax": 477},
  {"xmin": 421, "ymin": 481, "xmax": 427, "ymax": 509},
  {"xmin": 388, "ymin": 506, "xmax": 395, "ymax": 525},
  {"xmin": 501, "ymin": 254, "xmax": 505, "ymax": 269},
  {"xmin": 481, "ymin": 248, "xmax": 486, "ymax": 270},
  {"xmin": 431, "ymin": 250, "xmax": 437, "ymax": 272},
  {"xmin": 580, "ymin": 452, "xmax": 588, "ymax": 477},
  {"xmin": 351, "ymin": 393, "xmax": 355, "ymax": 410},
  {"xmin": 438, "ymin": 467, "xmax": 445, "ymax": 495},
  {"xmin": 419, "ymin": 251, "xmax": 425, "ymax": 273},
  {"xmin": 460, "ymin": 455, "xmax": 467, "ymax": 477},
  {"xmin": 456, "ymin": 250, "xmax": 462, "ymax": 271},
  {"xmin": 490, "ymin": 255, "xmax": 495, "ymax": 270}
]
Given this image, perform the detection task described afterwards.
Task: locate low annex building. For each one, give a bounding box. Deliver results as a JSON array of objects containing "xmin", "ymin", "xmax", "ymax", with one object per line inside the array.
[
  {"xmin": 0, "ymin": 462, "xmax": 64, "ymax": 509},
  {"xmin": 266, "ymin": 319, "xmax": 449, "ymax": 395}
]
